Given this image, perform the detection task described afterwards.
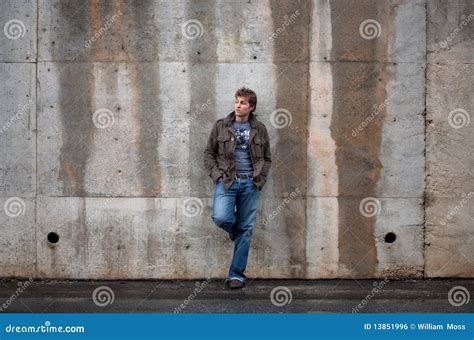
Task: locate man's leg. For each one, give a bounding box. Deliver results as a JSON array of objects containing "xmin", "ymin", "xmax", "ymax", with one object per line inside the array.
[
  {"xmin": 227, "ymin": 178, "xmax": 261, "ymax": 284},
  {"xmin": 211, "ymin": 180, "xmax": 237, "ymax": 234}
]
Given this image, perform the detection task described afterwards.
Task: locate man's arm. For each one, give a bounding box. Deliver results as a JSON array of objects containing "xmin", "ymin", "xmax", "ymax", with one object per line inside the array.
[
  {"xmin": 203, "ymin": 121, "xmax": 222, "ymax": 183},
  {"xmin": 260, "ymin": 124, "xmax": 272, "ymax": 179}
]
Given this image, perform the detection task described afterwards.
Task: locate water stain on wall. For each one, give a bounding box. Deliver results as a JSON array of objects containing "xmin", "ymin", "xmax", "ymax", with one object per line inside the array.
[
  {"xmin": 329, "ymin": 0, "xmax": 399, "ymax": 277},
  {"xmin": 112, "ymin": 0, "xmax": 163, "ymax": 275},
  {"xmin": 56, "ymin": 0, "xmax": 164, "ymax": 277},
  {"xmin": 186, "ymin": 0, "xmax": 218, "ymax": 196},
  {"xmin": 269, "ymin": 0, "xmax": 310, "ymax": 278},
  {"xmin": 58, "ymin": 0, "xmax": 163, "ymax": 197},
  {"xmin": 57, "ymin": 1, "xmax": 95, "ymax": 196},
  {"xmin": 129, "ymin": 0, "xmax": 163, "ymax": 197}
]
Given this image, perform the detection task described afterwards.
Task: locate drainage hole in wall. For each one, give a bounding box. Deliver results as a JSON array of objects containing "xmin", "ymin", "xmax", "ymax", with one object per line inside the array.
[
  {"xmin": 384, "ymin": 232, "xmax": 396, "ymax": 243},
  {"xmin": 47, "ymin": 232, "xmax": 59, "ymax": 244}
]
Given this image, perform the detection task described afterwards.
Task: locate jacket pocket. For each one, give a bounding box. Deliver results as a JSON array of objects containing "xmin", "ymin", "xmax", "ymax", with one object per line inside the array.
[
  {"xmin": 217, "ymin": 133, "xmax": 231, "ymax": 157},
  {"xmin": 217, "ymin": 157, "xmax": 229, "ymax": 171},
  {"xmin": 217, "ymin": 133, "xmax": 230, "ymax": 141},
  {"xmin": 252, "ymin": 135, "xmax": 263, "ymax": 158}
]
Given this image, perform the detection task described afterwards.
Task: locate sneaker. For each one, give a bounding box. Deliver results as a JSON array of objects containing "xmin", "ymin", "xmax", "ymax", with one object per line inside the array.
[{"xmin": 226, "ymin": 279, "xmax": 245, "ymax": 289}]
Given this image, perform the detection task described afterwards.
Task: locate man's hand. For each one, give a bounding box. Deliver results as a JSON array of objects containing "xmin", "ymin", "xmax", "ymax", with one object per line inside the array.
[{"xmin": 203, "ymin": 121, "xmax": 221, "ymax": 182}]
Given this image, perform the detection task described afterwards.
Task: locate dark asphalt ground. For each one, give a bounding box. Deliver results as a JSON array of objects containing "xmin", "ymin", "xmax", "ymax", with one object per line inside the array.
[{"xmin": 0, "ymin": 278, "xmax": 473, "ymax": 313}]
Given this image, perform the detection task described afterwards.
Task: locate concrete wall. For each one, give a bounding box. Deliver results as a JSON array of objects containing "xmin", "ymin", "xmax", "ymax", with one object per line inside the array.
[
  {"xmin": 425, "ymin": 0, "xmax": 474, "ymax": 277},
  {"xmin": 0, "ymin": 0, "xmax": 472, "ymax": 279}
]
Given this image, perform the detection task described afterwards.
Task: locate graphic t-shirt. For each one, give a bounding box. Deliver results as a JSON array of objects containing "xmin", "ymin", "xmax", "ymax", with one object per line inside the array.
[{"xmin": 232, "ymin": 120, "xmax": 254, "ymax": 176}]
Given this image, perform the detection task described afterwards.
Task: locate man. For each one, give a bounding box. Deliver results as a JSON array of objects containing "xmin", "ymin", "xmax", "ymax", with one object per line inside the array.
[{"xmin": 203, "ymin": 87, "xmax": 272, "ymax": 289}]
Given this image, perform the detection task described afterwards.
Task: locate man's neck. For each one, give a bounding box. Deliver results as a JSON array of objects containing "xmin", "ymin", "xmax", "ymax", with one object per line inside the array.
[{"xmin": 234, "ymin": 113, "xmax": 250, "ymax": 123}]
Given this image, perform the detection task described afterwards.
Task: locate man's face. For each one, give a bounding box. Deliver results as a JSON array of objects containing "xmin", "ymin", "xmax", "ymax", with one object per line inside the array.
[{"xmin": 234, "ymin": 96, "xmax": 254, "ymax": 118}]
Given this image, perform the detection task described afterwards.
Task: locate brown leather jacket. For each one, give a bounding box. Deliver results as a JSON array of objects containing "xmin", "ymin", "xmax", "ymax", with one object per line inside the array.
[{"xmin": 203, "ymin": 111, "xmax": 272, "ymax": 191}]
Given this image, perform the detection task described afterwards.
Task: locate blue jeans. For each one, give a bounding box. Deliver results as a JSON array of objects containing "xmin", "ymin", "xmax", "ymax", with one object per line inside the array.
[{"xmin": 211, "ymin": 178, "xmax": 261, "ymax": 283}]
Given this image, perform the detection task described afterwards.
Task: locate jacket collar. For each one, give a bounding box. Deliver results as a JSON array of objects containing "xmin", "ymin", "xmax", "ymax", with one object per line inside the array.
[{"xmin": 224, "ymin": 111, "xmax": 257, "ymax": 128}]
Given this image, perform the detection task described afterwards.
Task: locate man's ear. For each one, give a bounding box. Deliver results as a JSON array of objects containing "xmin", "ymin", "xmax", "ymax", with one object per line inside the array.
[{"xmin": 250, "ymin": 104, "xmax": 255, "ymax": 112}]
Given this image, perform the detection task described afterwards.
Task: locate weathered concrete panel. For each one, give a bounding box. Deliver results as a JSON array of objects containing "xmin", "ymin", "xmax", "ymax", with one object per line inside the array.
[
  {"xmin": 308, "ymin": 61, "xmax": 425, "ymax": 198},
  {"xmin": 372, "ymin": 198, "xmax": 424, "ymax": 278},
  {"xmin": 249, "ymin": 197, "xmax": 307, "ymax": 279},
  {"xmin": 38, "ymin": 61, "xmax": 168, "ymax": 197},
  {"xmin": 425, "ymin": 197, "xmax": 474, "ymax": 278},
  {"xmin": 0, "ymin": 196, "xmax": 36, "ymax": 277},
  {"xmin": 0, "ymin": 63, "xmax": 36, "ymax": 197},
  {"xmin": 311, "ymin": 0, "xmax": 425, "ymax": 63},
  {"xmin": 0, "ymin": 0, "xmax": 36, "ymax": 62},
  {"xmin": 427, "ymin": 0, "xmax": 474, "ymax": 64},
  {"xmin": 306, "ymin": 197, "xmax": 340, "ymax": 278},
  {"xmin": 38, "ymin": 0, "xmax": 310, "ymax": 63},
  {"xmin": 37, "ymin": 196, "xmax": 228, "ymax": 279},
  {"xmin": 306, "ymin": 197, "xmax": 424, "ymax": 279},
  {"xmin": 306, "ymin": 0, "xmax": 426, "ymax": 279},
  {"xmin": 425, "ymin": 0, "xmax": 473, "ymax": 278},
  {"xmin": 426, "ymin": 64, "xmax": 474, "ymax": 197},
  {"xmin": 37, "ymin": 195, "xmax": 306, "ymax": 279}
]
